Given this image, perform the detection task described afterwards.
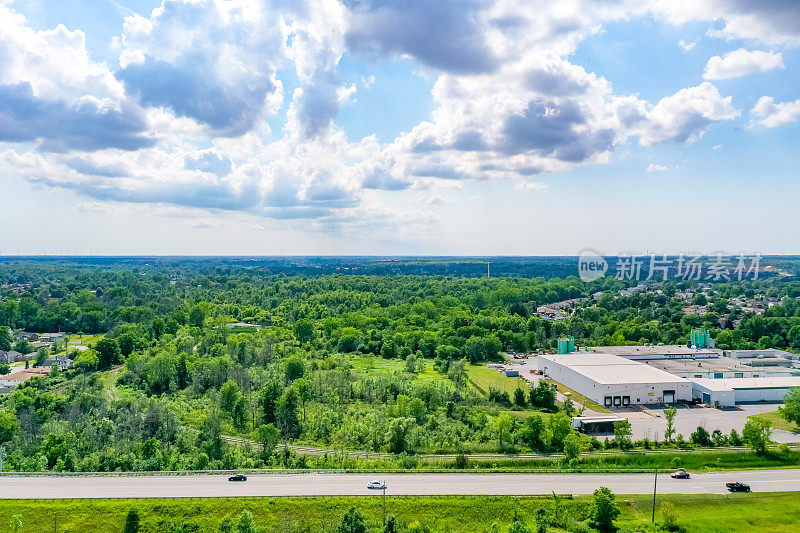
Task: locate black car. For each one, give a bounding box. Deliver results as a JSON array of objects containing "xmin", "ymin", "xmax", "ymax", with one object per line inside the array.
[
  {"xmin": 228, "ymin": 474, "xmax": 248, "ymax": 482},
  {"xmin": 726, "ymin": 482, "xmax": 750, "ymax": 492}
]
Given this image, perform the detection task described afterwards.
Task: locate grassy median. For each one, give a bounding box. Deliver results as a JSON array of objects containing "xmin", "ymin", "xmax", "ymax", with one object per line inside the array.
[{"xmin": 1, "ymin": 492, "xmax": 799, "ymax": 532}]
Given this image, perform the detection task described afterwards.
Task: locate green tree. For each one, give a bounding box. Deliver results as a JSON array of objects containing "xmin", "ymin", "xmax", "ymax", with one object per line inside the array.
[
  {"xmin": 95, "ymin": 337, "xmax": 121, "ymax": 370},
  {"xmin": 293, "ymin": 318, "xmax": 314, "ymax": 344},
  {"xmin": 562, "ymin": 432, "xmax": 581, "ymax": 461},
  {"xmin": 492, "ymin": 412, "xmax": 513, "ymax": 448},
  {"xmin": 276, "ymin": 388, "xmax": 301, "ymax": 440},
  {"xmin": 0, "ymin": 364, "xmax": 9, "ymax": 375},
  {"xmin": 690, "ymin": 426, "xmax": 712, "ymax": 447},
  {"xmin": 236, "ymin": 510, "xmax": 258, "ymax": 533},
  {"xmin": 189, "ymin": 306, "xmax": 206, "ymax": 328},
  {"xmin": 124, "ymin": 508, "xmax": 140, "ymax": 533},
  {"xmin": 590, "ymin": 487, "xmax": 620, "ymax": 533},
  {"xmin": 518, "ymin": 414, "xmax": 545, "ymax": 450},
  {"xmin": 513, "ymin": 387, "xmax": 527, "ymax": 407},
  {"xmin": 779, "ymin": 387, "xmax": 800, "ymax": 426},
  {"xmin": 219, "ymin": 380, "xmax": 242, "ymax": 415},
  {"xmin": 664, "ymin": 407, "xmax": 677, "ymax": 442},
  {"xmin": 254, "ymin": 424, "xmax": 280, "ymax": 462},
  {"xmin": 446, "ymin": 358, "xmax": 467, "ymax": 389},
  {"xmin": 0, "ymin": 410, "xmax": 19, "ymax": 443},
  {"xmin": 0, "ymin": 327, "xmax": 11, "ymax": 351},
  {"xmin": 548, "ymin": 412, "xmax": 572, "ymax": 449},
  {"xmin": 12, "ymin": 339, "xmax": 33, "ymax": 355},
  {"xmin": 742, "ymin": 418, "xmax": 772, "ymax": 454},
  {"xmin": 530, "ymin": 381, "xmax": 556, "ymax": 411},
  {"xmin": 338, "ymin": 507, "xmax": 366, "ymax": 533},
  {"xmin": 294, "ymin": 378, "xmax": 312, "ymax": 423},
  {"xmin": 613, "ymin": 419, "xmax": 633, "ymax": 449},
  {"xmin": 387, "ymin": 417, "xmax": 414, "ymax": 454}
]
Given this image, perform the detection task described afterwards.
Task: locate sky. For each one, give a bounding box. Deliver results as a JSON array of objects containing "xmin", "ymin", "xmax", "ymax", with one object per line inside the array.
[{"xmin": 0, "ymin": 0, "xmax": 799, "ymax": 256}]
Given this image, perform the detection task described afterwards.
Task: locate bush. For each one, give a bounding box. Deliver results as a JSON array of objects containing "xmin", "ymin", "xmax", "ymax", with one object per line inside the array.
[
  {"xmin": 454, "ymin": 453, "xmax": 469, "ymax": 469},
  {"xmin": 660, "ymin": 501, "xmax": 679, "ymax": 531}
]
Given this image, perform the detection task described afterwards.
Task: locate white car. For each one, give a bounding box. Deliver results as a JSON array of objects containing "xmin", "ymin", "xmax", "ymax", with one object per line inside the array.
[{"xmin": 367, "ymin": 480, "xmax": 386, "ymax": 490}]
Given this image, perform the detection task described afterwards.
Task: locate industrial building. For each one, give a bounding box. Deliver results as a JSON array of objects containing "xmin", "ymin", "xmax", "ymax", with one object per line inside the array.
[
  {"xmin": 690, "ymin": 377, "xmax": 800, "ymax": 407},
  {"xmin": 585, "ymin": 344, "xmax": 722, "ymax": 360},
  {"xmin": 537, "ymin": 352, "xmax": 692, "ymax": 407}
]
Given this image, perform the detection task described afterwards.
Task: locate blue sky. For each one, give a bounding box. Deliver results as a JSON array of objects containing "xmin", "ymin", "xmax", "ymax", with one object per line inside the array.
[{"xmin": 1, "ymin": 0, "xmax": 799, "ymax": 255}]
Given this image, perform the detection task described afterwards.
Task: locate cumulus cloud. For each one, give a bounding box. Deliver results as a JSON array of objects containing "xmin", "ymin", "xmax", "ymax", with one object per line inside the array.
[
  {"xmin": 345, "ymin": 0, "xmax": 497, "ymax": 74},
  {"xmin": 653, "ymin": 0, "xmax": 800, "ymax": 47},
  {"xmin": 748, "ymin": 96, "xmax": 800, "ymax": 128},
  {"xmin": 117, "ymin": 0, "xmax": 286, "ymax": 136},
  {"xmin": 646, "ymin": 163, "xmax": 668, "ymax": 172},
  {"xmin": 1, "ymin": 0, "xmax": 792, "ymax": 237},
  {"xmin": 636, "ymin": 83, "xmax": 739, "ymax": 146},
  {"xmin": 703, "ymin": 49, "xmax": 784, "ymax": 80},
  {"xmin": 0, "ymin": 6, "xmax": 154, "ymax": 151}
]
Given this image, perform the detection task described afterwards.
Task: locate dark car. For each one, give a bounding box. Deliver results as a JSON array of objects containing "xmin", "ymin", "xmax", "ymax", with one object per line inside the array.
[
  {"xmin": 726, "ymin": 482, "xmax": 750, "ymax": 492},
  {"xmin": 228, "ymin": 474, "xmax": 248, "ymax": 482},
  {"xmin": 670, "ymin": 469, "xmax": 690, "ymax": 479}
]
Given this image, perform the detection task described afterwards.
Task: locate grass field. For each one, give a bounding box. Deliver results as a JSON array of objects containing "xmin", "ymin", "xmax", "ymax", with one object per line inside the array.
[
  {"xmin": 1, "ymin": 492, "xmax": 798, "ymax": 532},
  {"xmin": 749, "ymin": 410, "xmax": 799, "ymax": 433},
  {"xmin": 466, "ymin": 364, "xmax": 528, "ymax": 396}
]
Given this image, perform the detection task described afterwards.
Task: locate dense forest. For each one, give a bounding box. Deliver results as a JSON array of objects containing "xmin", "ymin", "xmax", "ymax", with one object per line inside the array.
[{"xmin": 0, "ymin": 258, "xmax": 799, "ymax": 473}]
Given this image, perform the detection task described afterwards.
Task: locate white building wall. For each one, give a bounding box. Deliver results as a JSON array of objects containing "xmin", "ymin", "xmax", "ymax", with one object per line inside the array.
[
  {"xmin": 734, "ymin": 387, "xmax": 791, "ymax": 403},
  {"xmin": 538, "ymin": 357, "xmax": 692, "ymax": 406},
  {"xmin": 691, "ymin": 382, "xmax": 736, "ymax": 407}
]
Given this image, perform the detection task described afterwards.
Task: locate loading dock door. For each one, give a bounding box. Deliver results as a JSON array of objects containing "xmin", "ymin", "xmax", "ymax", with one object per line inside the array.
[{"xmin": 664, "ymin": 390, "xmax": 675, "ymax": 403}]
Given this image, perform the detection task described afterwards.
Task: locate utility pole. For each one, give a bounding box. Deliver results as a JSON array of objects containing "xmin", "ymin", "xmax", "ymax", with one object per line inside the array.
[
  {"xmin": 652, "ymin": 467, "xmax": 658, "ymax": 522},
  {"xmin": 382, "ymin": 483, "xmax": 387, "ymax": 526},
  {"xmin": 487, "ymin": 262, "xmax": 490, "ymax": 278},
  {"xmin": 0, "ymin": 444, "xmax": 4, "ymax": 473}
]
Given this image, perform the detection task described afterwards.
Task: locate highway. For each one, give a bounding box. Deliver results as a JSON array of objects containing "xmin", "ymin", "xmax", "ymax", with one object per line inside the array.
[{"xmin": 1, "ymin": 470, "xmax": 799, "ymax": 499}]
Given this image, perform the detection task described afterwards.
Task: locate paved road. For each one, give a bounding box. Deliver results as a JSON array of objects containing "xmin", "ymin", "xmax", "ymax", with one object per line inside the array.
[{"xmin": 1, "ymin": 470, "xmax": 799, "ymax": 499}]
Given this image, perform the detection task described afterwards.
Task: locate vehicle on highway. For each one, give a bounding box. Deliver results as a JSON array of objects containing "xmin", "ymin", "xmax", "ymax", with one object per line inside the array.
[
  {"xmin": 367, "ymin": 480, "xmax": 386, "ymax": 490},
  {"xmin": 726, "ymin": 482, "xmax": 751, "ymax": 492},
  {"xmin": 228, "ymin": 474, "xmax": 248, "ymax": 482},
  {"xmin": 670, "ymin": 469, "xmax": 690, "ymax": 479}
]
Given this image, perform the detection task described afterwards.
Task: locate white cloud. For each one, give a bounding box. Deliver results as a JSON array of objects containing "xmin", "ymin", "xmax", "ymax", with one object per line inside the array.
[
  {"xmin": 703, "ymin": 49, "xmax": 784, "ymax": 80},
  {"xmin": 749, "ymin": 96, "xmax": 800, "ymax": 128},
  {"xmin": 636, "ymin": 82, "xmax": 739, "ymax": 146},
  {"xmin": 646, "ymin": 163, "xmax": 668, "ymax": 172},
  {"xmin": 652, "ymin": 0, "xmax": 800, "ymax": 47},
  {"xmin": 678, "ymin": 39, "xmax": 696, "ymax": 51}
]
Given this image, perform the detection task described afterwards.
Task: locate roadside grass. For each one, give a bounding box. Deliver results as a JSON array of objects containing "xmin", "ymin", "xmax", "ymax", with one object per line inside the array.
[
  {"xmin": 1, "ymin": 493, "xmax": 799, "ymax": 532},
  {"xmin": 749, "ymin": 410, "xmax": 799, "ymax": 433},
  {"xmin": 544, "ymin": 378, "xmax": 609, "ymax": 414}
]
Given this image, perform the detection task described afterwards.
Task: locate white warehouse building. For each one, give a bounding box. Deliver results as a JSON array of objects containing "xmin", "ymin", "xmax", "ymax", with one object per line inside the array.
[
  {"xmin": 538, "ymin": 352, "xmax": 692, "ymax": 407},
  {"xmin": 690, "ymin": 377, "xmax": 800, "ymax": 407}
]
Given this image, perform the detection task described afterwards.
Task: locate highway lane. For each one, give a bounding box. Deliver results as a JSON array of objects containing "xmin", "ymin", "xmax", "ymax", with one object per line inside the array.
[{"xmin": 1, "ymin": 470, "xmax": 799, "ymax": 499}]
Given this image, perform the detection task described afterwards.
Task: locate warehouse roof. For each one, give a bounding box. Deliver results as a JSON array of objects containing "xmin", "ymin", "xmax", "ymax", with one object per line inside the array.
[
  {"xmin": 586, "ymin": 345, "xmax": 722, "ymax": 357},
  {"xmin": 690, "ymin": 377, "xmax": 800, "ymax": 391},
  {"xmin": 539, "ymin": 352, "xmax": 689, "ymax": 385}
]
